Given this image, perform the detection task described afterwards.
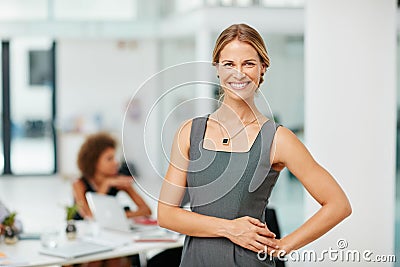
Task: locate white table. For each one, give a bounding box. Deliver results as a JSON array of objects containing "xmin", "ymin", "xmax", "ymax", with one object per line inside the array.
[
  {"xmin": 61, "ymin": 239, "xmax": 183, "ymax": 265},
  {"xmin": 0, "ymin": 239, "xmax": 64, "ymax": 267},
  {"xmin": 0, "ymin": 223, "xmax": 184, "ymax": 267}
]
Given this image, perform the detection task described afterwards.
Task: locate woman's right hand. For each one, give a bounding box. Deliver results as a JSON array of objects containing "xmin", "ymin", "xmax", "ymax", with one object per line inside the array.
[{"xmin": 225, "ymin": 216, "xmax": 279, "ymax": 253}]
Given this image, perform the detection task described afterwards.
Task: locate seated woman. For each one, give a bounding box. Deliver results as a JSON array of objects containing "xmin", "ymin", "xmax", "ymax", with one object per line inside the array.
[
  {"xmin": 71, "ymin": 132, "xmax": 151, "ymax": 267},
  {"xmin": 72, "ymin": 132, "xmax": 152, "ymax": 220}
]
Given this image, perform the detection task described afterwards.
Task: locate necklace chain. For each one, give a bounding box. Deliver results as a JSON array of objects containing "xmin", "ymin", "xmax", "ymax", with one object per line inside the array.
[{"xmin": 215, "ymin": 112, "xmax": 258, "ymax": 145}]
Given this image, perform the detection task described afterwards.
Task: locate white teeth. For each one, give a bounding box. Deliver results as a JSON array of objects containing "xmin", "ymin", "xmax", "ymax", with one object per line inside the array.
[{"xmin": 230, "ymin": 82, "xmax": 247, "ymax": 89}]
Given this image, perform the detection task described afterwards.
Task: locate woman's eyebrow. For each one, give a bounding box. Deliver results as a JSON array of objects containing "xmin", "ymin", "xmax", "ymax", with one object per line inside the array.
[{"xmin": 220, "ymin": 59, "xmax": 257, "ymax": 63}]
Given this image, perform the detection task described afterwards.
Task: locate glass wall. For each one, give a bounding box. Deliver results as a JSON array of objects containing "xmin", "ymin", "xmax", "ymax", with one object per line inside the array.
[
  {"xmin": 161, "ymin": 0, "xmax": 305, "ymax": 16},
  {"xmin": 257, "ymin": 34, "xmax": 304, "ymax": 236},
  {"xmin": 9, "ymin": 38, "xmax": 55, "ymax": 174},
  {"xmin": 0, "ymin": 0, "xmax": 139, "ymax": 22},
  {"xmin": 53, "ymin": 0, "xmax": 137, "ymax": 20},
  {"xmin": 0, "ymin": 0, "xmax": 48, "ymax": 21}
]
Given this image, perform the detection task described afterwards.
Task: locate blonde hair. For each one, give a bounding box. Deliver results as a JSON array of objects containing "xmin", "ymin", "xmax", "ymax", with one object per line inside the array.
[{"xmin": 213, "ymin": 23, "xmax": 270, "ymax": 90}]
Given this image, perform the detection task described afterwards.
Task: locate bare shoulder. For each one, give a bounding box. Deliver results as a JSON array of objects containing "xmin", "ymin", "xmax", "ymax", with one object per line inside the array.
[
  {"xmin": 72, "ymin": 178, "xmax": 84, "ymax": 190},
  {"xmin": 173, "ymin": 119, "xmax": 192, "ymax": 148},
  {"xmin": 176, "ymin": 119, "xmax": 192, "ymax": 138},
  {"xmin": 275, "ymin": 125, "xmax": 299, "ymax": 143},
  {"xmin": 271, "ymin": 126, "xmax": 309, "ymax": 167}
]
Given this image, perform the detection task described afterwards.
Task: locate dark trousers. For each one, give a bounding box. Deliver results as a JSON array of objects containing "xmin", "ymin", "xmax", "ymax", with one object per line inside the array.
[{"xmin": 146, "ymin": 247, "xmax": 183, "ymax": 267}]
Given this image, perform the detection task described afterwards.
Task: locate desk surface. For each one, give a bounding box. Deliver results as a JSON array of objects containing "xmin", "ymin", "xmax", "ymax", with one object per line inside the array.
[
  {"xmin": 0, "ymin": 240, "xmax": 64, "ymax": 267},
  {"xmin": 62, "ymin": 239, "xmax": 183, "ymax": 265},
  {"xmin": 0, "ymin": 223, "xmax": 183, "ymax": 267}
]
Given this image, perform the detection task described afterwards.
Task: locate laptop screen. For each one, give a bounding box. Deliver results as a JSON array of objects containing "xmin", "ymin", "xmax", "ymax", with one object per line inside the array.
[{"xmin": 85, "ymin": 192, "xmax": 132, "ymax": 233}]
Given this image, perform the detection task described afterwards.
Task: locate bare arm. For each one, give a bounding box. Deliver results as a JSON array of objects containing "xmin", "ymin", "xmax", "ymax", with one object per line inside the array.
[
  {"xmin": 101, "ymin": 174, "xmax": 152, "ymax": 218},
  {"xmin": 124, "ymin": 185, "xmax": 152, "ymax": 218},
  {"xmin": 158, "ymin": 120, "xmax": 278, "ymax": 253},
  {"xmin": 271, "ymin": 127, "xmax": 352, "ymax": 254},
  {"xmin": 72, "ymin": 179, "xmax": 93, "ymax": 219}
]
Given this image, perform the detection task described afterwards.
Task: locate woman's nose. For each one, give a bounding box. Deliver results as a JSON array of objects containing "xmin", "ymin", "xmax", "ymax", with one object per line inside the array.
[{"xmin": 232, "ymin": 67, "xmax": 245, "ymax": 78}]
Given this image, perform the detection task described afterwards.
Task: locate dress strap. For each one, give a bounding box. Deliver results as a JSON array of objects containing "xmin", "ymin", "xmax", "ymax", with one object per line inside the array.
[
  {"xmin": 189, "ymin": 115, "xmax": 209, "ymax": 160},
  {"xmin": 249, "ymin": 119, "xmax": 281, "ymax": 192}
]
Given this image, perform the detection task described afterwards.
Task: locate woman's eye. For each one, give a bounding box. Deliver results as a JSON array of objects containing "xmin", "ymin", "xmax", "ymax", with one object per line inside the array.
[
  {"xmin": 244, "ymin": 62, "xmax": 255, "ymax": 67},
  {"xmin": 223, "ymin": 63, "xmax": 233, "ymax": 67}
]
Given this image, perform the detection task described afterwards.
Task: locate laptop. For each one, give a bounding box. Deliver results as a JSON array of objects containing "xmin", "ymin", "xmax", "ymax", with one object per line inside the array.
[
  {"xmin": 85, "ymin": 192, "xmax": 133, "ymax": 233},
  {"xmin": 39, "ymin": 240, "xmax": 113, "ymax": 259},
  {"xmin": 86, "ymin": 192, "xmax": 180, "ymax": 243}
]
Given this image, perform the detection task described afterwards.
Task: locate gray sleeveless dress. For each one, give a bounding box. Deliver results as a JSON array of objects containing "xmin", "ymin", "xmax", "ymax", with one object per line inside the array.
[{"xmin": 180, "ymin": 116, "xmax": 282, "ymax": 267}]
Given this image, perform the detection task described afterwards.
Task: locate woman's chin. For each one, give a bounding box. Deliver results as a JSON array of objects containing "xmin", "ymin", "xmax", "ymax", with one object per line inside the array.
[
  {"xmin": 225, "ymin": 90, "xmax": 255, "ymax": 101},
  {"xmin": 108, "ymin": 171, "xmax": 118, "ymax": 177}
]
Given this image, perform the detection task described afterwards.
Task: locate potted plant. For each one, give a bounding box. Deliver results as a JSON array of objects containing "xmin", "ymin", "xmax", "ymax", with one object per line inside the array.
[
  {"xmin": 2, "ymin": 212, "xmax": 18, "ymax": 244},
  {"xmin": 65, "ymin": 204, "xmax": 78, "ymax": 240}
]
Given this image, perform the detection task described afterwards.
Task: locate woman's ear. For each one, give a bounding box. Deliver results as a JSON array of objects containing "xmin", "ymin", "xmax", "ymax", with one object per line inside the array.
[
  {"xmin": 261, "ymin": 63, "xmax": 267, "ymax": 76},
  {"xmin": 215, "ymin": 63, "xmax": 220, "ymax": 79}
]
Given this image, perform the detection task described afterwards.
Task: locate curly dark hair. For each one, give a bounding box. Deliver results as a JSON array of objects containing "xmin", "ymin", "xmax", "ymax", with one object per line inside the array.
[{"xmin": 77, "ymin": 132, "xmax": 116, "ymax": 179}]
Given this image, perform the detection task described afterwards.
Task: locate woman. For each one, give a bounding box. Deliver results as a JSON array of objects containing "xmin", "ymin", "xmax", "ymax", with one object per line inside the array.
[
  {"xmin": 72, "ymin": 132, "xmax": 151, "ymax": 267},
  {"xmin": 73, "ymin": 132, "xmax": 151, "ymax": 220},
  {"xmin": 158, "ymin": 23, "xmax": 352, "ymax": 266}
]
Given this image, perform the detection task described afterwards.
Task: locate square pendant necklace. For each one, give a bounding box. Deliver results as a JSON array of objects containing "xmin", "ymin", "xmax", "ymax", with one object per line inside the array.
[{"xmin": 215, "ymin": 112, "xmax": 258, "ymax": 145}]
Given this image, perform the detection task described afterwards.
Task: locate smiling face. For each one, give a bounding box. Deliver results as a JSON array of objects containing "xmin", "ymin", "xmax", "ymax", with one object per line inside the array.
[{"xmin": 217, "ymin": 39, "xmax": 266, "ymax": 101}]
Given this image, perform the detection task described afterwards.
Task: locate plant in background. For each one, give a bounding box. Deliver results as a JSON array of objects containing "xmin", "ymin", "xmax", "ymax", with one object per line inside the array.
[
  {"xmin": 65, "ymin": 204, "xmax": 78, "ymax": 221},
  {"xmin": 2, "ymin": 212, "xmax": 16, "ymax": 227},
  {"xmin": 65, "ymin": 204, "xmax": 78, "ymax": 240},
  {"xmin": 2, "ymin": 212, "xmax": 18, "ymax": 244}
]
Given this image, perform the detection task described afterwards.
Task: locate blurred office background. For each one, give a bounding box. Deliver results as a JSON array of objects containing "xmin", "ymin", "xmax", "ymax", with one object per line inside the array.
[{"xmin": 0, "ymin": 0, "xmax": 398, "ymax": 266}]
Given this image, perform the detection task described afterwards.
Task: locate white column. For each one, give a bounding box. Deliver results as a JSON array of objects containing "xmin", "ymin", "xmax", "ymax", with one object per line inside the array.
[{"xmin": 302, "ymin": 0, "xmax": 397, "ymax": 266}]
